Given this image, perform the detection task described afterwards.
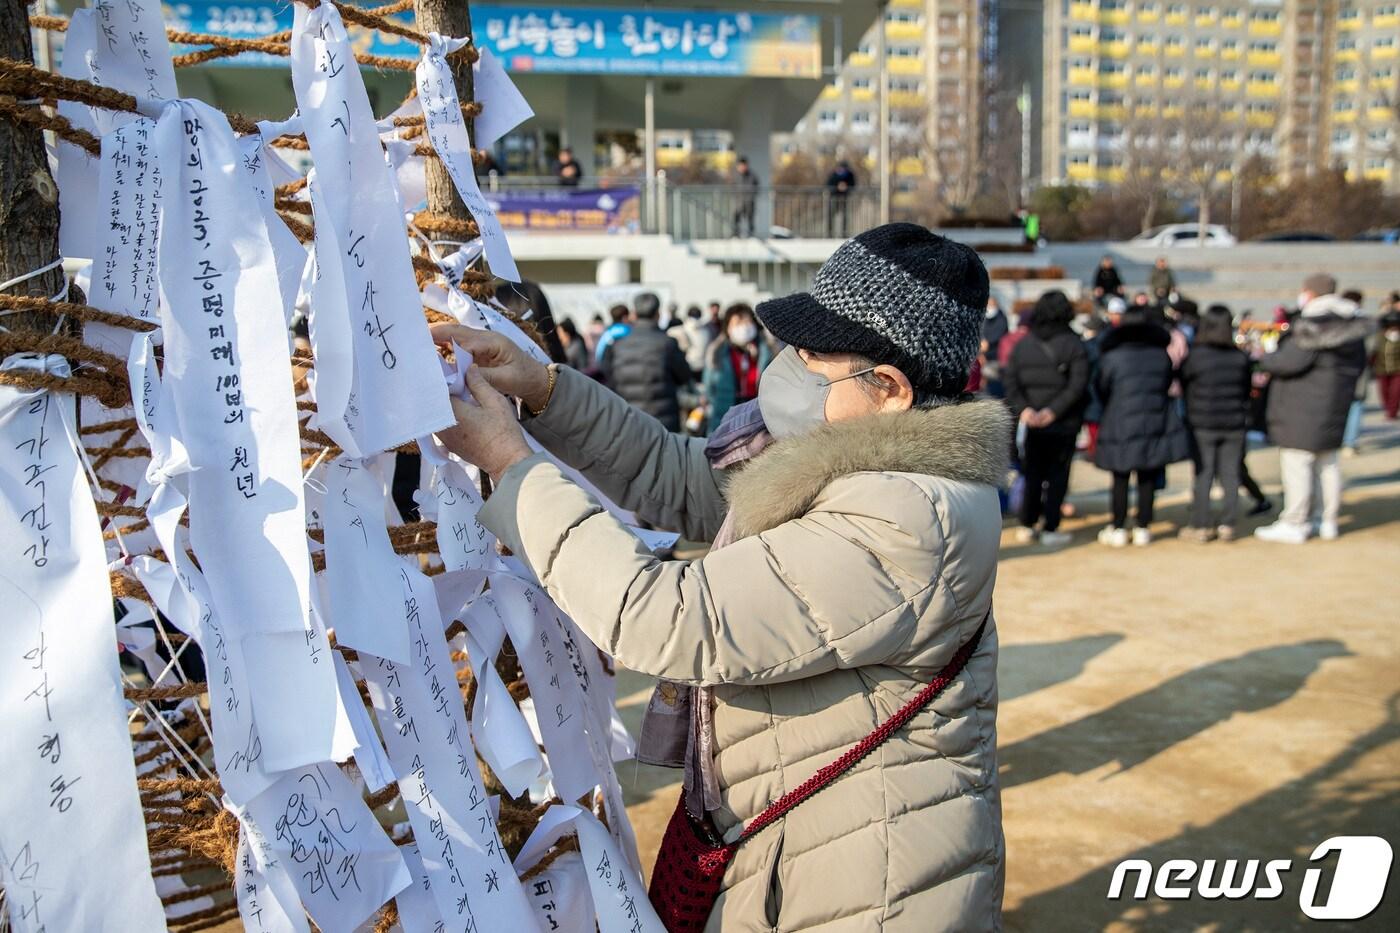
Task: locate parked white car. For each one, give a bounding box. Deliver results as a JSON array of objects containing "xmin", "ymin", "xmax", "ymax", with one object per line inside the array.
[{"xmin": 1131, "ymin": 224, "xmax": 1238, "ymax": 247}]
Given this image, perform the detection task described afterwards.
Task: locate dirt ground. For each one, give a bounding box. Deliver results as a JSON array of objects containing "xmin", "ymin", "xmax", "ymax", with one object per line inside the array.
[{"xmin": 615, "ymin": 411, "xmax": 1400, "ymax": 932}]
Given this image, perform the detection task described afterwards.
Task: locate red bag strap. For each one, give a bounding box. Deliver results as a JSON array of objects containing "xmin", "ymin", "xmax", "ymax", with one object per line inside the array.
[{"xmin": 737, "ymin": 610, "xmax": 990, "ymax": 843}]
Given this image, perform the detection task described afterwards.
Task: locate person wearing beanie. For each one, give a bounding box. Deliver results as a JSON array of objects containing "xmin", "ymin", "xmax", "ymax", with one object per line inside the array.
[
  {"xmin": 1255, "ymin": 274, "xmax": 1373, "ymax": 543},
  {"xmin": 431, "ymin": 223, "xmax": 1009, "ymax": 931}
]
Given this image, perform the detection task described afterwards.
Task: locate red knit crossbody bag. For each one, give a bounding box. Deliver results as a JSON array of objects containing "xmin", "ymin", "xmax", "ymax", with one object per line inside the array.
[{"xmin": 647, "ymin": 613, "xmax": 989, "ymax": 932}]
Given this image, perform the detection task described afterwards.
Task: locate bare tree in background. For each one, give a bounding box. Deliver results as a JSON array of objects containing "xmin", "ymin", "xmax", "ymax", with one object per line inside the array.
[
  {"xmin": 1178, "ymin": 97, "xmax": 1243, "ymax": 241},
  {"xmin": 1119, "ymin": 110, "xmax": 1179, "ymax": 234}
]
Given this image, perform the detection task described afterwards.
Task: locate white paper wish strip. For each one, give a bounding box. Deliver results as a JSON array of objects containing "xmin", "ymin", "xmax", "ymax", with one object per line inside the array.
[
  {"xmin": 152, "ymin": 97, "xmax": 311, "ymax": 637},
  {"xmin": 236, "ymin": 821, "xmax": 311, "ymax": 933},
  {"xmin": 93, "ymin": 117, "xmax": 162, "ymax": 322},
  {"xmin": 360, "ymin": 567, "xmax": 540, "ymax": 932},
  {"xmin": 240, "ymin": 763, "xmax": 409, "ymax": 932},
  {"xmin": 289, "ymin": 2, "xmax": 455, "ymax": 457},
  {"xmin": 55, "ymin": 8, "xmax": 101, "ymax": 259},
  {"xmin": 92, "ymin": 0, "xmax": 178, "ymax": 102},
  {"xmin": 432, "ymin": 573, "xmax": 544, "ymax": 798},
  {"xmin": 472, "ymin": 47, "xmax": 534, "ymax": 150},
  {"xmin": 154, "ymin": 98, "xmax": 342, "ymax": 770},
  {"xmin": 239, "ymin": 125, "xmax": 310, "ymax": 324},
  {"xmin": 321, "ymin": 456, "xmax": 412, "ymax": 663},
  {"xmin": 0, "ymin": 355, "xmax": 166, "ymax": 933},
  {"xmin": 416, "ymin": 34, "xmax": 520, "ymax": 281},
  {"xmin": 515, "ymin": 806, "xmax": 664, "ymax": 933}
]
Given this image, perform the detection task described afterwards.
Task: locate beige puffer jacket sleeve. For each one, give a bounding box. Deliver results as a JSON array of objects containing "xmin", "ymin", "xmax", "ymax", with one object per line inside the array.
[
  {"xmin": 522, "ymin": 365, "xmax": 727, "ymax": 542},
  {"xmin": 477, "ymin": 454, "xmax": 957, "ymax": 687}
]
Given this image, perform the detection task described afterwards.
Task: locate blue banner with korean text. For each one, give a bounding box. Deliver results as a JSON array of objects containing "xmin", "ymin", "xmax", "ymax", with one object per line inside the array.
[
  {"xmin": 485, "ymin": 187, "xmax": 641, "ymax": 232},
  {"xmin": 159, "ymin": 2, "xmax": 823, "ymax": 77}
]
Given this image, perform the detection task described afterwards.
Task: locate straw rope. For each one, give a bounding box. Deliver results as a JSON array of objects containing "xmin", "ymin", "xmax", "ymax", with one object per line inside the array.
[{"xmin": 0, "ymin": 4, "xmax": 586, "ymax": 927}]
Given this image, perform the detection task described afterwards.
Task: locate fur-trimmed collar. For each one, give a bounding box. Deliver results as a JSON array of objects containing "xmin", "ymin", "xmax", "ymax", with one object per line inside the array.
[
  {"xmin": 1290, "ymin": 313, "xmax": 1374, "ymax": 350},
  {"xmin": 724, "ymin": 399, "xmax": 1011, "ymax": 539}
]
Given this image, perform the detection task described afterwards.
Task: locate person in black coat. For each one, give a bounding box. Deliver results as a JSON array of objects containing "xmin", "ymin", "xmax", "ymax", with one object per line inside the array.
[
  {"xmin": 1255, "ymin": 279, "xmax": 1373, "ymax": 543},
  {"xmin": 600, "ymin": 291, "xmax": 694, "ymax": 431},
  {"xmin": 1004, "ymin": 290, "xmax": 1090, "ymax": 545},
  {"xmin": 980, "ymin": 297, "xmax": 1010, "ymax": 398},
  {"xmin": 1092, "ymin": 255, "xmax": 1125, "ymax": 306},
  {"xmin": 1094, "ymin": 308, "xmax": 1192, "ymax": 545},
  {"xmin": 1180, "ymin": 305, "xmax": 1251, "ymax": 540}
]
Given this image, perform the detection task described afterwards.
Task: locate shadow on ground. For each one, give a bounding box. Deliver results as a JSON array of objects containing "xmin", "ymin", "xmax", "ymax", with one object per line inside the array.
[
  {"xmin": 1006, "ymin": 692, "xmax": 1400, "ymax": 932},
  {"xmin": 998, "ymin": 640, "xmax": 1353, "ymax": 790},
  {"xmin": 1000, "ymin": 633, "xmax": 1125, "ymax": 703}
]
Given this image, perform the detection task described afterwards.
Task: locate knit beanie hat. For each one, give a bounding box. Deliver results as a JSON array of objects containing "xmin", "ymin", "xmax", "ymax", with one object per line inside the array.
[{"xmin": 755, "ymin": 223, "xmax": 988, "ymax": 397}]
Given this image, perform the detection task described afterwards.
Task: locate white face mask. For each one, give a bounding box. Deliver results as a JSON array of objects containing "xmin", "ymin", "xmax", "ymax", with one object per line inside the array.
[
  {"xmin": 758, "ymin": 347, "xmax": 876, "ymax": 439},
  {"xmin": 1387, "ymin": 331, "xmax": 1400, "ymax": 343},
  {"xmin": 728, "ymin": 322, "xmax": 758, "ymax": 345},
  {"xmin": 1297, "ymin": 292, "xmax": 1312, "ymax": 310}
]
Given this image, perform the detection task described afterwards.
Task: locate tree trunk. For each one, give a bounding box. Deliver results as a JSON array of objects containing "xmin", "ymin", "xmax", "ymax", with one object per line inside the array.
[
  {"xmin": 0, "ymin": 0, "xmax": 65, "ymax": 334},
  {"xmin": 414, "ymin": 0, "xmax": 473, "ymax": 229},
  {"xmin": 1142, "ymin": 192, "xmax": 1158, "ymax": 234}
]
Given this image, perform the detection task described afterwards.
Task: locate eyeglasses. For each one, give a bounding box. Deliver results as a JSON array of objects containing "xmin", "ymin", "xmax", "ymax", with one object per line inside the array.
[{"xmin": 797, "ymin": 349, "xmax": 878, "ymax": 387}]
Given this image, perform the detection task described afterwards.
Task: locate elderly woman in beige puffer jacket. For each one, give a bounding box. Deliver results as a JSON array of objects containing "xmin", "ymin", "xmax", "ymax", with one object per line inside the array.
[{"xmin": 435, "ymin": 224, "xmax": 1009, "ymax": 932}]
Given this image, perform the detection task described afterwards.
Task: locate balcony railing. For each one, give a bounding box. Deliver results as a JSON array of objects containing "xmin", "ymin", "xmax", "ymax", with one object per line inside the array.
[{"xmin": 480, "ymin": 174, "xmax": 882, "ymax": 241}]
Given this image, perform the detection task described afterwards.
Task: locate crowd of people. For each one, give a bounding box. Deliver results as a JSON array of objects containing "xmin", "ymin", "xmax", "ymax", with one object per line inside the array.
[
  {"xmin": 992, "ymin": 263, "xmax": 1394, "ymax": 546},
  {"xmin": 507, "ymin": 258, "xmax": 1397, "ymax": 550},
  {"xmin": 538, "ymin": 293, "xmax": 779, "ymax": 437}
]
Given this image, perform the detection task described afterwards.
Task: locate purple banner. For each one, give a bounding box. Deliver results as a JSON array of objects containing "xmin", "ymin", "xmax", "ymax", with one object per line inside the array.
[{"xmin": 484, "ymin": 186, "xmax": 640, "ymax": 231}]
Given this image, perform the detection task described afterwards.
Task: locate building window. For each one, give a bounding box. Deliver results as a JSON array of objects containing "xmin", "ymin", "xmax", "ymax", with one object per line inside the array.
[
  {"xmin": 1334, "ymin": 99, "xmax": 1355, "ymax": 113},
  {"xmin": 1249, "ymin": 40, "xmax": 1278, "ymax": 53},
  {"xmin": 1376, "ymin": 37, "xmax": 1397, "ymax": 50},
  {"xmin": 1101, "ymin": 60, "xmax": 1128, "ymax": 74},
  {"xmin": 1249, "ymin": 11, "xmax": 1281, "ymax": 23},
  {"xmin": 1195, "ymin": 67, "xmax": 1213, "ymax": 80},
  {"xmin": 888, "ymin": 77, "xmax": 923, "ymax": 93},
  {"xmin": 890, "ymin": 45, "xmax": 921, "ymax": 59},
  {"xmin": 817, "ymin": 110, "xmax": 842, "ymax": 131},
  {"xmin": 850, "ymin": 111, "xmax": 874, "ymax": 134},
  {"xmin": 1165, "ymin": 35, "xmax": 1186, "ymax": 51},
  {"xmin": 1336, "ymin": 66, "xmax": 1358, "ymax": 81},
  {"xmin": 1195, "ymin": 37, "xmax": 1215, "ymax": 53},
  {"xmin": 1248, "ymin": 71, "xmax": 1277, "ymax": 83},
  {"xmin": 886, "ymin": 9, "xmax": 922, "ymax": 24},
  {"xmin": 1165, "ymin": 66, "xmax": 1185, "ymax": 79},
  {"xmin": 852, "ymin": 76, "xmax": 873, "ymax": 90}
]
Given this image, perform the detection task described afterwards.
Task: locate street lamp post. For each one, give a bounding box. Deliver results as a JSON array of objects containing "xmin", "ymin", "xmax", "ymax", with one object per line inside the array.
[{"xmin": 877, "ymin": 0, "xmax": 890, "ymax": 225}]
